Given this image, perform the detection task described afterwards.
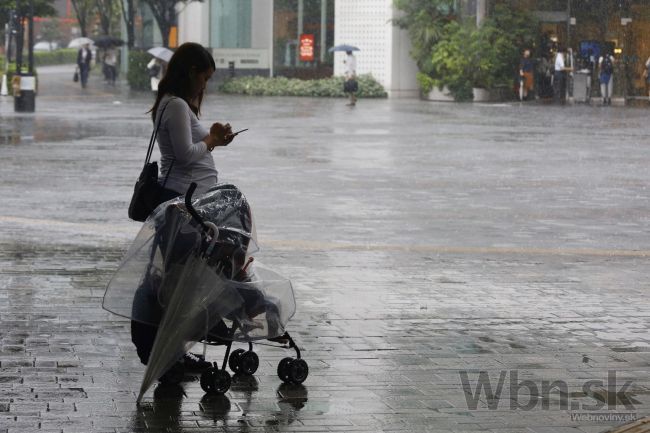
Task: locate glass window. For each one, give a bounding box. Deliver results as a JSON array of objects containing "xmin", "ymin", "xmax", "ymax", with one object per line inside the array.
[
  {"xmin": 273, "ymin": 0, "xmax": 334, "ymax": 76},
  {"xmin": 210, "ymin": 0, "xmax": 252, "ymax": 48}
]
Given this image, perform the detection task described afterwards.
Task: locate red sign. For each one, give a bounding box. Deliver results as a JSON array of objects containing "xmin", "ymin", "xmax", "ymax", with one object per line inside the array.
[{"xmin": 299, "ymin": 34, "xmax": 315, "ymax": 62}]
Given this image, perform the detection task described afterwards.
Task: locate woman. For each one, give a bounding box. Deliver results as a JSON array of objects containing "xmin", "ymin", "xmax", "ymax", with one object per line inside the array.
[
  {"xmin": 147, "ymin": 57, "xmax": 163, "ymax": 94},
  {"xmin": 76, "ymin": 42, "xmax": 92, "ymax": 89},
  {"xmin": 132, "ymin": 42, "xmax": 235, "ymax": 374},
  {"xmin": 151, "ymin": 42, "xmax": 233, "ymax": 201}
]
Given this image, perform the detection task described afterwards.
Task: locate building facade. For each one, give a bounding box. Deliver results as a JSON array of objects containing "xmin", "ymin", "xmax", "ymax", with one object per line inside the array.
[{"xmin": 176, "ymin": 0, "xmax": 419, "ymax": 98}]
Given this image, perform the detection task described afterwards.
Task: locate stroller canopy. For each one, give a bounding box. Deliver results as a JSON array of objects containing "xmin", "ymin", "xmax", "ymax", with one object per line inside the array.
[{"xmin": 102, "ymin": 183, "xmax": 295, "ymax": 337}]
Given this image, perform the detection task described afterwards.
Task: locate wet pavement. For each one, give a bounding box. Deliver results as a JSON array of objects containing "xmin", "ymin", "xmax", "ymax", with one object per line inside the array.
[{"xmin": 1, "ymin": 64, "xmax": 650, "ymax": 432}]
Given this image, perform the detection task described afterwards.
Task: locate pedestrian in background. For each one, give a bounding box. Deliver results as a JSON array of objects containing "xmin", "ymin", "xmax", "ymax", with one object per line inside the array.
[
  {"xmin": 519, "ymin": 49, "xmax": 534, "ymax": 101},
  {"xmin": 103, "ymin": 47, "xmax": 118, "ymax": 86},
  {"xmin": 536, "ymin": 53, "xmax": 553, "ymax": 99},
  {"xmin": 147, "ymin": 57, "xmax": 163, "ymax": 95},
  {"xmin": 343, "ymin": 50, "xmax": 358, "ymax": 106},
  {"xmin": 553, "ymin": 45, "xmax": 569, "ymax": 103},
  {"xmin": 599, "ymin": 49, "xmax": 615, "ymax": 106},
  {"xmin": 76, "ymin": 43, "xmax": 92, "ymax": 89}
]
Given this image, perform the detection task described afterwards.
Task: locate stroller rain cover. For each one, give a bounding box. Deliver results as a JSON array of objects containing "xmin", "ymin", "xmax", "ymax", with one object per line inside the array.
[{"xmin": 102, "ymin": 184, "xmax": 296, "ymax": 401}]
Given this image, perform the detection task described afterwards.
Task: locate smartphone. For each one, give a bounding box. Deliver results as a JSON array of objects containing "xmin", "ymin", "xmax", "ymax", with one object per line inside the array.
[{"xmin": 231, "ymin": 128, "xmax": 248, "ymax": 137}]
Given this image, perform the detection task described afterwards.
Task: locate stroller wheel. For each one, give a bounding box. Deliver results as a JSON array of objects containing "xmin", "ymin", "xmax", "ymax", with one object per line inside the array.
[
  {"xmin": 239, "ymin": 351, "xmax": 259, "ymax": 375},
  {"xmin": 228, "ymin": 348, "xmax": 246, "ymax": 374},
  {"xmin": 277, "ymin": 357, "xmax": 294, "ymax": 383},
  {"xmin": 289, "ymin": 359, "xmax": 309, "ymax": 384},
  {"xmin": 200, "ymin": 368, "xmax": 231, "ymax": 394}
]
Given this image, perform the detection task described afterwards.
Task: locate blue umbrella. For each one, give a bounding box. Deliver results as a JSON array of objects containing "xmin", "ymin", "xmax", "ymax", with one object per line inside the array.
[{"xmin": 328, "ymin": 44, "xmax": 360, "ymax": 53}]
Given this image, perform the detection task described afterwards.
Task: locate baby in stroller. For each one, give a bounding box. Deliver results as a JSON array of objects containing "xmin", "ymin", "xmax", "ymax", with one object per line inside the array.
[{"xmin": 107, "ymin": 183, "xmax": 307, "ymax": 397}]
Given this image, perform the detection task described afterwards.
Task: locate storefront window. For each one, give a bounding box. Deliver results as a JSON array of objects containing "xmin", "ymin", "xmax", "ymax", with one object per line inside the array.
[
  {"xmin": 210, "ymin": 0, "xmax": 252, "ymax": 48},
  {"xmin": 273, "ymin": 0, "xmax": 335, "ymax": 78}
]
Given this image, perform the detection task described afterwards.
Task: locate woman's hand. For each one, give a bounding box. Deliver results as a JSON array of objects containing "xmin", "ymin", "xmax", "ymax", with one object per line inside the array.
[{"xmin": 206, "ymin": 122, "xmax": 233, "ymax": 151}]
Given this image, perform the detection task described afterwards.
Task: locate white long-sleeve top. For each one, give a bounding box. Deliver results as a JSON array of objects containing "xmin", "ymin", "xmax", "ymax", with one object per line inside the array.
[
  {"xmin": 155, "ymin": 94, "xmax": 217, "ymax": 194},
  {"xmin": 554, "ymin": 52, "xmax": 565, "ymax": 72},
  {"xmin": 344, "ymin": 53, "xmax": 357, "ymax": 78}
]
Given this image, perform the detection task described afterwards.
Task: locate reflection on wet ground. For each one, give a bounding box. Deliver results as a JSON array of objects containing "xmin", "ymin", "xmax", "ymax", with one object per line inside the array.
[
  {"xmin": 131, "ymin": 377, "xmax": 309, "ymax": 431},
  {"xmin": 0, "ymin": 115, "xmax": 148, "ymax": 144},
  {"xmin": 1, "ymin": 65, "xmax": 650, "ymax": 432}
]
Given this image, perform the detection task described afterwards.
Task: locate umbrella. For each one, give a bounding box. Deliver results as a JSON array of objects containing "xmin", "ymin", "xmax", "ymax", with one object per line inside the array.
[
  {"xmin": 328, "ymin": 44, "xmax": 360, "ymax": 53},
  {"xmin": 68, "ymin": 37, "xmax": 94, "ymax": 48},
  {"xmin": 102, "ymin": 183, "xmax": 295, "ymax": 402},
  {"xmin": 92, "ymin": 35, "xmax": 124, "ymax": 48},
  {"xmin": 147, "ymin": 47, "xmax": 174, "ymax": 63},
  {"xmin": 137, "ymin": 255, "xmax": 244, "ymax": 402}
]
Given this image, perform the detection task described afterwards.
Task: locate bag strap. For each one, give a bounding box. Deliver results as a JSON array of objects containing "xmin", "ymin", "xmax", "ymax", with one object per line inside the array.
[{"xmin": 144, "ymin": 97, "xmax": 173, "ymax": 165}]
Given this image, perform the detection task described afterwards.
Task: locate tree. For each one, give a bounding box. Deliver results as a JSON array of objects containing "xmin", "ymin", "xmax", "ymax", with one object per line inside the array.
[
  {"xmin": 40, "ymin": 17, "xmax": 63, "ymax": 46},
  {"xmin": 0, "ymin": 0, "xmax": 56, "ymax": 31},
  {"xmin": 0, "ymin": 0, "xmax": 56, "ymax": 61},
  {"xmin": 418, "ymin": 2, "xmax": 537, "ymax": 101},
  {"xmin": 69, "ymin": 0, "xmax": 94, "ymax": 36},
  {"xmin": 141, "ymin": 0, "xmax": 177, "ymax": 47},
  {"xmin": 119, "ymin": 0, "xmax": 135, "ymax": 47},
  {"xmin": 95, "ymin": 0, "xmax": 121, "ymax": 35}
]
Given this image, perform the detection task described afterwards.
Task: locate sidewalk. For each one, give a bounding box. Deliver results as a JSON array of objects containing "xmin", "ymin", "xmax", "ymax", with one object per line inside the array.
[{"xmin": 1, "ymin": 65, "xmax": 650, "ymax": 433}]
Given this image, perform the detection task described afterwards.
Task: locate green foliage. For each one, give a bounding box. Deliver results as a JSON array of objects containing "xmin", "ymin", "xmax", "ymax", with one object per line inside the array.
[
  {"xmin": 128, "ymin": 49, "xmax": 151, "ymax": 91},
  {"xmin": 409, "ymin": 2, "xmax": 537, "ymax": 101},
  {"xmin": 40, "ymin": 18, "xmax": 64, "ymax": 44},
  {"xmin": 427, "ymin": 21, "xmax": 474, "ymax": 101},
  {"xmin": 219, "ymin": 74, "xmax": 387, "ymax": 98},
  {"xmin": 0, "ymin": 0, "xmax": 57, "ymax": 29},
  {"xmin": 393, "ymin": 0, "xmax": 458, "ymax": 73},
  {"xmin": 33, "ymin": 48, "xmax": 78, "ymax": 66}
]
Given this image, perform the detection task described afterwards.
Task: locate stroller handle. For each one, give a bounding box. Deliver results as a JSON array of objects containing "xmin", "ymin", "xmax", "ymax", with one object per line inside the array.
[{"xmin": 185, "ymin": 182, "xmax": 209, "ymax": 232}]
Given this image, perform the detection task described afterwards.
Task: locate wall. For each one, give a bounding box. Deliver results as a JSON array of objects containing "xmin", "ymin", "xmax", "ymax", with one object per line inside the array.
[
  {"xmin": 177, "ymin": 1, "xmax": 210, "ymax": 46},
  {"xmin": 334, "ymin": 0, "xmax": 418, "ymax": 98}
]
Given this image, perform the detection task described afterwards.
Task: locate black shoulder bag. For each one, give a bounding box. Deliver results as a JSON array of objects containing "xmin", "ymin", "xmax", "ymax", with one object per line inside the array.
[{"xmin": 128, "ymin": 100, "xmax": 175, "ymax": 222}]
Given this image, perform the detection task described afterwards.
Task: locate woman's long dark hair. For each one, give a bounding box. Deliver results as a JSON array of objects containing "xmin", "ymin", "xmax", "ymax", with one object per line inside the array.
[{"xmin": 150, "ymin": 42, "xmax": 216, "ymax": 121}]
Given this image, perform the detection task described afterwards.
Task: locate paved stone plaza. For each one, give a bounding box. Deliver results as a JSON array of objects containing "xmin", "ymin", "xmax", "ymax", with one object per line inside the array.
[{"xmin": 1, "ymin": 65, "xmax": 649, "ymax": 432}]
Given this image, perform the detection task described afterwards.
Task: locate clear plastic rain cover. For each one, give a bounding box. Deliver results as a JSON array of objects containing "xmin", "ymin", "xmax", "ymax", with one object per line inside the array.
[{"xmin": 102, "ymin": 184, "xmax": 296, "ymax": 343}]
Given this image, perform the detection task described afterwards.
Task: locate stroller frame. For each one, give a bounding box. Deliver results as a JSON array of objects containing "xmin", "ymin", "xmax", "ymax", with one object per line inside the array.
[{"xmin": 175, "ymin": 183, "xmax": 308, "ymax": 395}]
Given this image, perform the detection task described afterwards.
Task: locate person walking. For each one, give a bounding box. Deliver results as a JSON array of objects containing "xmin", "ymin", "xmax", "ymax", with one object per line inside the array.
[
  {"xmin": 519, "ymin": 49, "xmax": 534, "ymax": 101},
  {"xmin": 103, "ymin": 46, "xmax": 118, "ymax": 86},
  {"xmin": 147, "ymin": 57, "xmax": 163, "ymax": 94},
  {"xmin": 131, "ymin": 42, "xmax": 237, "ymax": 375},
  {"xmin": 599, "ymin": 50, "xmax": 615, "ymax": 106},
  {"xmin": 76, "ymin": 43, "xmax": 92, "ymax": 89},
  {"xmin": 343, "ymin": 50, "xmax": 358, "ymax": 106}
]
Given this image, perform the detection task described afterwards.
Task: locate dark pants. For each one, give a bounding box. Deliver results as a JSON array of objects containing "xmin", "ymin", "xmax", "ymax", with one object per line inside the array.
[
  {"xmin": 131, "ymin": 187, "xmax": 182, "ymax": 365},
  {"xmin": 553, "ymin": 71, "xmax": 566, "ymax": 102},
  {"xmin": 105, "ymin": 64, "xmax": 117, "ymax": 85},
  {"xmin": 79, "ymin": 64, "xmax": 90, "ymax": 88}
]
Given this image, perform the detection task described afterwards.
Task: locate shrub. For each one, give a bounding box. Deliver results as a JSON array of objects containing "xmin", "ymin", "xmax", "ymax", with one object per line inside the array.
[
  {"xmin": 422, "ymin": 5, "xmax": 537, "ymax": 101},
  {"xmin": 219, "ymin": 74, "xmax": 387, "ymax": 98},
  {"xmin": 128, "ymin": 49, "xmax": 151, "ymax": 91},
  {"xmin": 34, "ymin": 48, "xmax": 77, "ymax": 66},
  {"xmin": 1, "ymin": 49, "xmax": 77, "ymax": 70}
]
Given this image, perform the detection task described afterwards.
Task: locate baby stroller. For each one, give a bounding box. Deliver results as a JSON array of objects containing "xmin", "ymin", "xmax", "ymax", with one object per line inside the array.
[{"xmin": 103, "ymin": 183, "xmax": 308, "ymax": 402}]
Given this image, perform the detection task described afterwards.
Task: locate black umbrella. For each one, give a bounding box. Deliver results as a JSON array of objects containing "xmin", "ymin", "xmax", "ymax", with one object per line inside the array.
[{"xmin": 92, "ymin": 35, "xmax": 124, "ymax": 48}]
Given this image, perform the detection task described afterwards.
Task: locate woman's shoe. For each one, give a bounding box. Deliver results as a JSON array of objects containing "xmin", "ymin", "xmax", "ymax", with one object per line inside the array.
[{"xmin": 182, "ymin": 353, "xmax": 211, "ymax": 371}]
